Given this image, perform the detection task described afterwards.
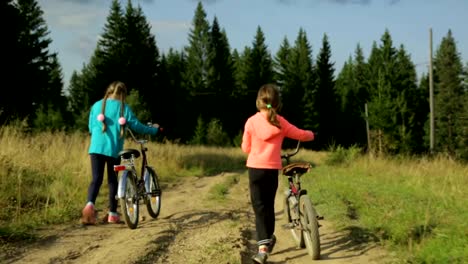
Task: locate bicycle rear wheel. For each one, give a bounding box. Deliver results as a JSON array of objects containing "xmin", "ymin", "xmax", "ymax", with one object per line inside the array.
[
  {"xmin": 283, "ymin": 190, "xmax": 304, "ymax": 248},
  {"xmin": 145, "ymin": 167, "xmax": 161, "ymax": 219},
  {"xmin": 299, "ymin": 194, "xmax": 320, "ymax": 260},
  {"xmin": 120, "ymin": 172, "xmax": 139, "ymax": 229}
]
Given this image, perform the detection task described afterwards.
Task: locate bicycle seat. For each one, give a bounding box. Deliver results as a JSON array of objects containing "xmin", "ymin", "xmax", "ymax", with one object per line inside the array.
[
  {"xmin": 118, "ymin": 149, "xmax": 140, "ymax": 159},
  {"xmin": 282, "ymin": 162, "xmax": 311, "ymax": 176}
]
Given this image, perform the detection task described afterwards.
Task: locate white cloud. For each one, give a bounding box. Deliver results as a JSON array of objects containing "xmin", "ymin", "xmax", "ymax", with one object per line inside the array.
[
  {"xmin": 67, "ymin": 34, "xmax": 99, "ymax": 59},
  {"xmin": 150, "ymin": 20, "xmax": 191, "ymax": 33},
  {"xmin": 39, "ymin": 0, "xmax": 107, "ymax": 31}
]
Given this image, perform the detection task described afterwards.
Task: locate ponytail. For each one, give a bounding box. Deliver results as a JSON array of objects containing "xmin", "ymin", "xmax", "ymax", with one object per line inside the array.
[{"xmin": 256, "ymin": 84, "xmax": 282, "ymax": 128}]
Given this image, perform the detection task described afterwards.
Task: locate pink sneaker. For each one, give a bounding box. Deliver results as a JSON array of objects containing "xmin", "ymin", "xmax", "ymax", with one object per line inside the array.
[
  {"xmin": 108, "ymin": 214, "xmax": 120, "ymax": 224},
  {"xmin": 81, "ymin": 204, "xmax": 96, "ymax": 225}
]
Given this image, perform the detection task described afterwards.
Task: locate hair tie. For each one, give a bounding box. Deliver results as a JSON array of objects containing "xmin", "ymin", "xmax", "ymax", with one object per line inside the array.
[
  {"xmin": 97, "ymin": 114, "xmax": 105, "ymax": 122},
  {"xmin": 118, "ymin": 117, "xmax": 126, "ymax": 125},
  {"xmin": 266, "ymin": 104, "xmax": 272, "ymax": 109}
]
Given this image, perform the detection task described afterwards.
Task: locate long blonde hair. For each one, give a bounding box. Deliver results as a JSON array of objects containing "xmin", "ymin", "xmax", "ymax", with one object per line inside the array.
[
  {"xmin": 256, "ymin": 84, "xmax": 282, "ymax": 128},
  {"xmin": 100, "ymin": 81, "xmax": 127, "ymax": 137}
]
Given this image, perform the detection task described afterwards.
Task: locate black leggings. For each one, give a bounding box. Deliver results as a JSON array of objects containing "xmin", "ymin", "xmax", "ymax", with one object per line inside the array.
[
  {"xmin": 248, "ymin": 168, "xmax": 279, "ymax": 246},
  {"xmin": 88, "ymin": 154, "xmax": 120, "ymax": 212}
]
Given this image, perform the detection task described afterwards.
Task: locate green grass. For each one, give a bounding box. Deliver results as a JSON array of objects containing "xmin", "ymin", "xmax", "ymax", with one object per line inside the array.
[
  {"xmin": 208, "ymin": 174, "xmax": 240, "ymax": 201},
  {"xmin": 299, "ymin": 148, "xmax": 468, "ymax": 264}
]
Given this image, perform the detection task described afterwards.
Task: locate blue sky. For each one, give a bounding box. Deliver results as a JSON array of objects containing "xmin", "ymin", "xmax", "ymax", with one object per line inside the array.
[{"xmin": 37, "ymin": 0, "xmax": 468, "ymax": 89}]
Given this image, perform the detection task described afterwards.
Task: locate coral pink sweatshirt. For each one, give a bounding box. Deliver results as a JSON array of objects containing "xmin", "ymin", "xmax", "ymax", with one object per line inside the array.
[{"xmin": 241, "ymin": 112, "xmax": 314, "ymax": 169}]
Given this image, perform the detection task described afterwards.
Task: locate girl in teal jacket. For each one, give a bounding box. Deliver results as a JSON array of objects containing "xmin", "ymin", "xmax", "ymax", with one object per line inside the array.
[{"xmin": 81, "ymin": 81, "xmax": 159, "ymax": 225}]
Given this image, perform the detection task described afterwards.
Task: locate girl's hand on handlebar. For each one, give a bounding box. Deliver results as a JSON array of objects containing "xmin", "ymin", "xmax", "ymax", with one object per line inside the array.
[
  {"xmin": 147, "ymin": 122, "xmax": 163, "ymax": 132},
  {"xmin": 153, "ymin": 123, "xmax": 164, "ymax": 132}
]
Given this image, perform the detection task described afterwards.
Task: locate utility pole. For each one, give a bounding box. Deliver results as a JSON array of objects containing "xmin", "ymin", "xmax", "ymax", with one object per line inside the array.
[{"xmin": 429, "ymin": 28, "xmax": 435, "ymax": 153}]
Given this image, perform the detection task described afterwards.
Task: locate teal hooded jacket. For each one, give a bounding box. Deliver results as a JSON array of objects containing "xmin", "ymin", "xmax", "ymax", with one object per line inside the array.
[{"xmin": 88, "ymin": 99, "xmax": 158, "ymax": 158}]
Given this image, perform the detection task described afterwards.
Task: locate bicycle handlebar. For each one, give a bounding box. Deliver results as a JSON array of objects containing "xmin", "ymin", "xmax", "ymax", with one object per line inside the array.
[
  {"xmin": 126, "ymin": 122, "xmax": 159, "ymax": 145},
  {"xmin": 281, "ymin": 141, "xmax": 301, "ymax": 160},
  {"xmin": 126, "ymin": 128, "xmax": 148, "ymax": 145}
]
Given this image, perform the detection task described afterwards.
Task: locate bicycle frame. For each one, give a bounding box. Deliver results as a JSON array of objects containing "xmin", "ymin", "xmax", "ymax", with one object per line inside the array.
[
  {"xmin": 282, "ymin": 141, "xmax": 307, "ymax": 196},
  {"xmin": 113, "ymin": 126, "xmax": 162, "ymax": 229},
  {"xmin": 114, "ymin": 129, "xmax": 149, "ymax": 199}
]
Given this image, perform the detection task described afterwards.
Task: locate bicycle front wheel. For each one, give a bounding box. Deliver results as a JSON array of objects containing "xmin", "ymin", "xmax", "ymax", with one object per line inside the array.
[
  {"xmin": 120, "ymin": 172, "xmax": 139, "ymax": 229},
  {"xmin": 144, "ymin": 167, "xmax": 161, "ymax": 219},
  {"xmin": 283, "ymin": 190, "xmax": 304, "ymax": 248},
  {"xmin": 299, "ymin": 194, "xmax": 320, "ymax": 260}
]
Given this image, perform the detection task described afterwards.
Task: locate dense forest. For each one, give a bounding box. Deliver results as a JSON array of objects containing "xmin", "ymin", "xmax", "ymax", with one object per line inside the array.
[{"xmin": 1, "ymin": 0, "xmax": 467, "ymax": 159}]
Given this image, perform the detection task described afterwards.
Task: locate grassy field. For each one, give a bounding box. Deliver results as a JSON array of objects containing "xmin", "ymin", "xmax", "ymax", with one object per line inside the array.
[{"xmin": 0, "ymin": 127, "xmax": 466, "ymax": 263}]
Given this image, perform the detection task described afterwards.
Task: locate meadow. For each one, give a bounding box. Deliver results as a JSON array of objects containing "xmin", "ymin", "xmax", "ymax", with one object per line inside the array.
[{"xmin": 0, "ymin": 126, "xmax": 466, "ymax": 263}]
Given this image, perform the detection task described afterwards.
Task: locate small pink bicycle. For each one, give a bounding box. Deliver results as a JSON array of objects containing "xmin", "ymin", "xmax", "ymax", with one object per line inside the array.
[{"xmin": 282, "ymin": 141, "xmax": 322, "ymax": 260}]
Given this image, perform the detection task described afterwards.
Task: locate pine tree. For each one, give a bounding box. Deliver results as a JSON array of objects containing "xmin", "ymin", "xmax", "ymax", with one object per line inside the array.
[
  {"xmin": 393, "ymin": 44, "xmax": 426, "ymax": 153},
  {"xmin": 232, "ymin": 47, "xmax": 251, "ymax": 98},
  {"xmin": 183, "ymin": 1, "xmax": 212, "ymax": 139},
  {"xmin": 418, "ymin": 73, "xmax": 431, "ymax": 150},
  {"xmin": 366, "ymin": 29, "xmax": 409, "ymax": 154},
  {"xmin": 158, "ymin": 49, "xmax": 191, "ymax": 142},
  {"xmin": 433, "ymin": 30, "xmax": 465, "ymax": 157},
  {"xmin": 273, "ymin": 36, "xmax": 292, "ymax": 88},
  {"xmin": 185, "ymin": 1, "xmax": 211, "ymax": 96},
  {"xmin": 351, "ymin": 44, "xmax": 369, "ymax": 147},
  {"xmin": 86, "ymin": 0, "xmax": 126, "ymax": 106},
  {"xmin": 334, "ymin": 44, "xmax": 370, "ymax": 148},
  {"xmin": 1, "ymin": 0, "xmax": 66, "ymax": 126},
  {"xmin": 314, "ymin": 33, "xmax": 337, "ymax": 149},
  {"xmin": 335, "ymin": 57, "xmax": 357, "ymax": 147},
  {"xmin": 207, "ymin": 17, "xmax": 236, "ymax": 136},
  {"xmin": 0, "ymin": 0, "xmax": 22, "ymax": 123},
  {"xmin": 244, "ymin": 26, "xmax": 274, "ymax": 93},
  {"xmin": 123, "ymin": 1, "xmax": 160, "ymax": 119},
  {"xmin": 284, "ymin": 28, "xmax": 314, "ymax": 131},
  {"xmin": 239, "ymin": 26, "xmax": 274, "ymax": 127}
]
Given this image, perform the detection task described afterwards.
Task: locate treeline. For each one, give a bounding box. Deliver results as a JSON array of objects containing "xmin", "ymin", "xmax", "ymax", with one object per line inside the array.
[{"xmin": 1, "ymin": 0, "xmax": 467, "ymax": 159}]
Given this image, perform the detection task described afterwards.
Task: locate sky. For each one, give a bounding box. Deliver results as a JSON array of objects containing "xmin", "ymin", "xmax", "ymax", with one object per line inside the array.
[{"xmin": 37, "ymin": 0, "xmax": 468, "ymax": 89}]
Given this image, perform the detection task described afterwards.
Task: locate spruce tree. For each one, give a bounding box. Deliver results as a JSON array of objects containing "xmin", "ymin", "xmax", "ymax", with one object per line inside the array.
[
  {"xmin": 335, "ymin": 57, "xmax": 357, "ymax": 147},
  {"xmin": 2, "ymin": 0, "xmax": 66, "ymax": 126},
  {"xmin": 314, "ymin": 33, "xmax": 337, "ymax": 149},
  {"xmin": 273, "ymin": 37, "xmax": 292, "ymax": 89},
  {"xmin": 123, "ymin": 1, "xmax": 160, "ymax": 119},
  {"xmin": 433, "ymin": 30, "xmax": 465, "ymax": 157},
  {"xmin": 0, "ymin": 0, "xmax": 22, "ymax": 123},
  {"xmin": 185, "ymin": 1, "xmax": 211, "ymax": 96},
  {"xmin": 394, "ymin": 45, "xmax": 426, "ymax": 153},
  {"xmin": 183, "ymin": 1, "xmax": 211, "ymax": 138},
  {"xmin": 238, "ymin": 26, "xmax": 274, "ymax": 127},
  {"xmin": 159, "ymin": 49, "xmax": 191, "ymax": 142},
  {"xmin": 282, "ymin": 29, "xmax": 315, "ymax": 133},
  {"xmin": 244, "ymin": 26, "xmax": 274, "ymax": 93},
  {"xmin": 207, "ymin": 17, "xmax": 236, "ymax": 136}
]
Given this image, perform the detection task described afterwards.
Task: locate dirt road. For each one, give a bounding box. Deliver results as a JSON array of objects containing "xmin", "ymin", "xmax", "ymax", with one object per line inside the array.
[{"xmin": 3, "ymin": 173, "xmax": 391, "ymax": 264}]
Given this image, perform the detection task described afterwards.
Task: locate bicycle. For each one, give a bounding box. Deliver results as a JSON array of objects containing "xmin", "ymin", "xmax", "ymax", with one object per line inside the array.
[
  {"xmin": 282, "ymin": 141, "xmax": 322, "ymax": 260},
  {"xmin": 113, "ymin": 125, "xmax": 162, "ymax": 229}
]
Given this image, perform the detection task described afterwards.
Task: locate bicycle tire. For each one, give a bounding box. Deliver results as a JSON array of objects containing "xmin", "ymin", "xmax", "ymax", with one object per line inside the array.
[
  {"xmin": 120, "ymin": 172, "xmax": 139, "ymax": 229},
  {"xmin": 299, "ymin": 195, "xmax": 320, "ymax": 260},
  {"xmin": 145, "ymin": 167, "xmax": 162, "ymax": 219},
  {"xmin": 283, "ymin": 190, "xmax": 304, "ymax": 248}
]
